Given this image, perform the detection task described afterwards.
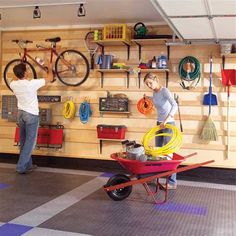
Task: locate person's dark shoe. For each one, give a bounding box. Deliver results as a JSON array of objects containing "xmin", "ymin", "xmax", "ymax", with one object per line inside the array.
[
  {"xmin": 27, "ymin": 164, "xmax": 38, "ymax": 172},
  {"xmin": 16, "ymin": 165, "xmax": 37, "ymax": 174},
  {"xmin": 28, "ymin": 164, "xmax": 38, "ymax": 170},
  {"xmin": 17, "ymin": 171, "xmax": 27, "ymax": 174}
]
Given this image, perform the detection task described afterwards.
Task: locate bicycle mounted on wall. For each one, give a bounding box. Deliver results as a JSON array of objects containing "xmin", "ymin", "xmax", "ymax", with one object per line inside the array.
[{"xmin": 3, "ymin": 37, "xmax": 90, "ymax": 90}]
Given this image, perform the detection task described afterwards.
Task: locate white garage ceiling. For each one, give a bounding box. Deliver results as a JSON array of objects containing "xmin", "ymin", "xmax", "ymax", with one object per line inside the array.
[
  {"xmin": 151, "ymin": 0, "xmax": 236, "ymax": 43},
  {"xmin": 0, "ymin": 0, "xmax": 164, "ymax": 30},
  {"xmin": 0, "ymin": 0, "xmax": 235, "ymax": 44}
]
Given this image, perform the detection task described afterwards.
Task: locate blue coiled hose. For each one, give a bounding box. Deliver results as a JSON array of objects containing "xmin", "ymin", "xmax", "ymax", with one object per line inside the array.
[{"xmin": 79, "ymin": 101, "xmax": 92, "ymax": 124}]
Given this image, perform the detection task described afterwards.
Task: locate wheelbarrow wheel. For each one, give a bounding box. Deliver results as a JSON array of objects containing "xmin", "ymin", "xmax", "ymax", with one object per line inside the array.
[{"xmin": 106, "ymin": 174, "xmax": 132, "ymax": 201}]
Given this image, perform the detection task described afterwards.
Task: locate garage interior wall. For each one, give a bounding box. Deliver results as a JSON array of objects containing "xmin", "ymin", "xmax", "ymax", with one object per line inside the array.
[{"xmin": 0, "ymin": 25, "xmax": 235, "ymax": 168}]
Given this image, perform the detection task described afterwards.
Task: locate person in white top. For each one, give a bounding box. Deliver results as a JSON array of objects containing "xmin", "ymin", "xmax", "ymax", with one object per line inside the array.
[{"xmin": 10, "ymin": 62, "xmax": 53, "ymax": 174}]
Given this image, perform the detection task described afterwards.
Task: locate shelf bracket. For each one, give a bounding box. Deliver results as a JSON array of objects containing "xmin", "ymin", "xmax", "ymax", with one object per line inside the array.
[
  {"xmin": 165, "ymin": 70, "xmax": 169, "ymax": 88},
  {"xmin": 138, "ymin": 72, "xmax": 141, "ymax": 89},
  {"xmin": 98, "ymin": 71, "xmax": 104, "ymax": 88},
  {"xmin": 99, "ymin": 139, "xmax": 103, "ymax": 154},
  {"xmin": 167, "ymin": 45, "xmax": 170, "ymax": 60},
  {"xmin": 133, "ymin": 41, "xmax": 142, "ymax": 60},
  {"xmin": 127, "ymin": 71, "xmax": 130, "ymax": 88},
  {"xmin": 222, "ymin": 55, "xmax": 225, "ymax": 69},
  {"xmin": 122, "ymin": 42, "xmax": 130, "ymax": 60},
  {"xmin": 97, "ymin": 43, "xmax": 104, "ymax": 54}
]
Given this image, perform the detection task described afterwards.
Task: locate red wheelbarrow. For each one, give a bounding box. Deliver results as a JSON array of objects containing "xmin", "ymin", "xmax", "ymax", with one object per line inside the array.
[{"xmin": 103, "ymin": 153, "xmax": 214, "ymax": 204}]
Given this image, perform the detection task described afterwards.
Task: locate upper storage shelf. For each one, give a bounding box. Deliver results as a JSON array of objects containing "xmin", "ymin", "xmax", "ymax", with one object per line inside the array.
[
  {"xmin": 94, "ymin": 39, "xmax": 131, "ymax": 60},
  {"xmin": 131, "ymin": 38, "xmax": 171, "ymax": 60}
]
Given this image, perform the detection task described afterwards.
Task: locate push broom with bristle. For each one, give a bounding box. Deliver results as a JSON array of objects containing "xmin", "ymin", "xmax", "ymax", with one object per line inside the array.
[{"xmin": 200, "ymin": 56, "xmax": 218, "ymax": 141}]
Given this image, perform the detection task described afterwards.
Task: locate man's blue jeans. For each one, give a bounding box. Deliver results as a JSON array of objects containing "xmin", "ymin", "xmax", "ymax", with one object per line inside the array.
[
  {"xmin": 16, "ymin": 110, "xmax": 39, "ymax": 173},
  {"xmin": 156, "ymin": 121, "xmax": 177, "ymax": 185}
]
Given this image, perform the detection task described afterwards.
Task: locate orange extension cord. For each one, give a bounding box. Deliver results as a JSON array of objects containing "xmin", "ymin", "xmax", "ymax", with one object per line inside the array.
[{"xmin": 137, "ymin": 95, "xmax": 154, "ymax": 115}]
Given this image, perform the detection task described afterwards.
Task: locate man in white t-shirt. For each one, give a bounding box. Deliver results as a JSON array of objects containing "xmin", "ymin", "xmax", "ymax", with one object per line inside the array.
[{"xmin": 10, "ymin": 63, "xmax": 53, "ymax": 174}]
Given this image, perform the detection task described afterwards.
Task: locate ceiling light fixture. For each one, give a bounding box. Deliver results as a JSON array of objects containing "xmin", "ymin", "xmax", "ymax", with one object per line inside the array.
[
  {"xmin": 33, "ymin": 6, "xmax": 41, "ymax": 19},
  {"xmin": 77, "ymin": 3, "xmax": 85, "ymax": 17}
]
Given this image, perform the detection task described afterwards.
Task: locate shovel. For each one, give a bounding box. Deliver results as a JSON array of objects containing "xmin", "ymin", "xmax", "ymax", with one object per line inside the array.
[
  {"xmin": 203, "ymin": 56, "xmax": 218, "ymax": 106},
  {"xmin": 174, "ymin": 93, "xmax": 183, "ymax": 132},
  {"xmin": 221, "ymin": 69, "xmax": 236, "ymax": 159}
]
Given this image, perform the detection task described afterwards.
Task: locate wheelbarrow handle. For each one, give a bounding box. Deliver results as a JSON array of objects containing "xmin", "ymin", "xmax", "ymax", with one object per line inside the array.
[
  {"xmin": 104, "ymin": 159, "xmax": 215, "ymax": 192},
  {"xmin": 184, "ymin": 152, "xmax": 197, "ymax": 158}
]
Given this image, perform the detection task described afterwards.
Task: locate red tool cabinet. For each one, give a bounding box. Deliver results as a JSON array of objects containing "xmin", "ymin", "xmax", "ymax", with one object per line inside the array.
[
  {"xmin": 97, "ymin": 125, "xmax": 127, "ymax": 139},
  {"xmin": 14, "ymin": 125, "xmax": 64, "ymax": 148}
]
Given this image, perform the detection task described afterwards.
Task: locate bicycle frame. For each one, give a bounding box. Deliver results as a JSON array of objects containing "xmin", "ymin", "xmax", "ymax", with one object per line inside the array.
[
  {"xmin": 19, "ymin": 44, "xmax": 73, "ymax": 74},
  {"xmin": 4, "ymin": 38, "xmax": 90, "ymax": 89}
]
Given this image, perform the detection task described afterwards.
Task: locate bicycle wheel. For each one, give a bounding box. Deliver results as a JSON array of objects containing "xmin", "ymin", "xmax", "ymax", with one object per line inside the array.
[
  {"xmin": 55, "ymin": 49, "xmax": 90, "ymax": 86},
  {"xmin": 3, "ymin": 59, "xmax": 37, "ymax": 91}
]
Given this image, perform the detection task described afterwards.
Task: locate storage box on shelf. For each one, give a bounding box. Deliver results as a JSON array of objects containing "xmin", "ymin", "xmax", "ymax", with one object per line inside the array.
[
  {"xmin": 14, "ymin": 125, "xmax": 64, "ymax": 149},
  {"xmin": 93, "ymin": 24, "xmax": 132, "ymax": 60},
  {"xmin": 97, "ymin": 125, "xmax": 127, "ymax": 139},
  {"xmin": 103, "ymin": 24, "xmax": 131, "ymax": 42},
  {"xmin": 97, "ymin": 124, "xmax": 127, "ymax": 154},
  {"xmin": 99, "ymin": 96, "xmax": 130, "ymax": 117}
]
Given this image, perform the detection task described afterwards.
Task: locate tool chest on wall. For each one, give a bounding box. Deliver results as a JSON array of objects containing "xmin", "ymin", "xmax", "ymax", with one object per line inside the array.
[{"xmin": 14, "ymin": 125, "xmax": 64, "ymax": 149}]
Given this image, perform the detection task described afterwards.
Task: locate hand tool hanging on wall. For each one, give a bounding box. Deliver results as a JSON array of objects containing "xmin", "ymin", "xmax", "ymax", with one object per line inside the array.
[
  {"xmin": 203, "ymin": 56, "xmax": 218, "ymax": 106},
  {"xmin": 221, "ymin": 69, "xmax": 236, "ymax": 159},
  {"xmin": 178, "ymin": 56, "xmax": 201, "ymax": 90},
  {"xmin": 174, "ymin": 93, "xmax": 183, "ymax": 132},
  {"xmin": 84, "ymin": 31, "xmax": 99, "ymax": 69},
  {"xmin": 200, "ymin": 76, "xmax": 218, "ymax": 142}
]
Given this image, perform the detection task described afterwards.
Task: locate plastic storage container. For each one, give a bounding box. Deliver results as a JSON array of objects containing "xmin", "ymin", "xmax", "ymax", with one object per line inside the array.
[
  {"xmin": 103, "ymin": 24, "xmax": 131, "ymax": 41},
  {"xmin": 97, "ymin": 125, "xmax": 127, "ymax": 139},
  {"xmin": 157, "ymin": 53, "xmax": 167, "ymax": 69}
]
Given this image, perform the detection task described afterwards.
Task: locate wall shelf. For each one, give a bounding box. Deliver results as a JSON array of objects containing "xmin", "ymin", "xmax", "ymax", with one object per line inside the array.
[
  {"xmin": 100, "ymin": 111, "xmax": 130, "ymax": 117},
  {"xmin": 131, "ymin": 38, "xmax": 170, "ymax": 60},
  {"xmin": 98, "ymin": 138, "xmax": 124, "ymax": 154},
  {"xmin": 97, "ymin": 69, "xmax": 130, "ymax": 88},
  {"xmin": 94, "ymin": 39, "xmax": 131, "ymax": 60}
]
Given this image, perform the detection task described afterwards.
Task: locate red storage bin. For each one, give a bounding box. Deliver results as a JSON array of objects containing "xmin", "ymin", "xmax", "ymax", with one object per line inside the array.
[
  {"xmin": 14, "ymin": 126, "xmax": 63, "ymax": 147},
  {"xmin": 14, "ymin": 127, "xmax": 20, "ymax": 143},
  {"xmin": 49, "ymin": 129, "xmax": 63, "ymax": 145},
  {"xmin": 97, "ymin": 125, "xmax": 127, "ymax": 139},
  {"xmin": 37, "ymin": 128, "xmax": 49, "ymax": 144}
]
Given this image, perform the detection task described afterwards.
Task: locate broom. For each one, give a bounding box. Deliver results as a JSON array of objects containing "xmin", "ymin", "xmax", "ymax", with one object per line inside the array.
[
  {"xmin": 200, "ymin": 57, "xmax": 218, "ymax": 141},
  {"xmin": 200, "ymin": 116, "xmax": 218, "ymax": 141}
]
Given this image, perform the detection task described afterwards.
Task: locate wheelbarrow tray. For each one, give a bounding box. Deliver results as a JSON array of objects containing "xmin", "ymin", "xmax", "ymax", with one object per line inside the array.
[{"xmin": 111, "ymin": 152, "xmax": 185, "ymax": 175}]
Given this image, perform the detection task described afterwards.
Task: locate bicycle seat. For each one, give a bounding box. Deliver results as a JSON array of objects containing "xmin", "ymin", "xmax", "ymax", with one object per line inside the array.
[{"xmin": 45, "ymin": 37, "xmax": 61, "ymax": 43}]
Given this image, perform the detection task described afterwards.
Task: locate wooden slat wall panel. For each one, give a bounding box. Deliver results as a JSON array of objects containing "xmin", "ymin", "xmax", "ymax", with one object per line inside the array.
[{"xmin": 0, "ymin": 26, "xmax": 236, "ymax": 168}]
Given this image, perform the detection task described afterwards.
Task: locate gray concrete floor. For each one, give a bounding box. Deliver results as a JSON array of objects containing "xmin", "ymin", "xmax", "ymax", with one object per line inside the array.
[{"xmin": 0, "ymin": 163, "xmax": 236, "ymax": 236}]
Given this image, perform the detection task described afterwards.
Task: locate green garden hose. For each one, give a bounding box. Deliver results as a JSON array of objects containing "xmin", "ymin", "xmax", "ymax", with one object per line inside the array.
[{"xmin": 178, "ymin": 56, "xmax": 201, "ymax": 90}]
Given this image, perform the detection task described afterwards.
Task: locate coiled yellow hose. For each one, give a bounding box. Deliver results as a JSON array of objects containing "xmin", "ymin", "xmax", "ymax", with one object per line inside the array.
[
  {"xmin": 142, "ymin": 124, "xmax": 183, "ymax": 156},
  {"xmin": 63, "ymin": 101, "xmax": 76, "ymax": 119}
]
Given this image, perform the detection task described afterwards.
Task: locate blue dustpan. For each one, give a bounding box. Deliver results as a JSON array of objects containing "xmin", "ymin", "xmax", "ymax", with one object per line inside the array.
[{"xmin": 203, "ymin": 57, "xmax": 218, "ymax": 106}]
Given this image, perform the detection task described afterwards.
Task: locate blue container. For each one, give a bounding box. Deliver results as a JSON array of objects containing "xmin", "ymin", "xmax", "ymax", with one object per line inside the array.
[
  {"xmin": 157, "ymin": 54, "xmax": 167, "ymax": 69},
  {"xmin": 98, "ymin": 55, "xmax": 114, "ymax": 69}
]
